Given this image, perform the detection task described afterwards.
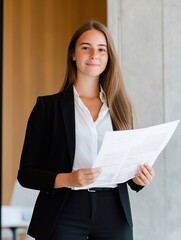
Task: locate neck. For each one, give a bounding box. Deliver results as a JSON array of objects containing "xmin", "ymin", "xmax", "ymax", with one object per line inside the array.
[{"xmin": 74, "ymin": 77, "xmax": 100, "ymax": 98}]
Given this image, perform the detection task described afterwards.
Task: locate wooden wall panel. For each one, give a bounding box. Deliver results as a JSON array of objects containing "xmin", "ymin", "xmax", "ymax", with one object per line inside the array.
[{"xmin": 3, "ymin": 0, "xmax": 107, "ymax": 204}]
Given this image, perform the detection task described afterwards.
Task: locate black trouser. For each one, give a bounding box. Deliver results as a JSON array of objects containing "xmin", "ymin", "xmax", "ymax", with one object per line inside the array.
[{"xmin": 48, "ymin": 188, "xmax": 133, "ymax": 240}]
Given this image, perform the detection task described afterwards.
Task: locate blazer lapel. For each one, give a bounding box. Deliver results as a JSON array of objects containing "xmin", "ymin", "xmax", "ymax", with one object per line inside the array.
[{"xmin": 61, "ymin": 87, "xmax": 75, "ymax": 166}]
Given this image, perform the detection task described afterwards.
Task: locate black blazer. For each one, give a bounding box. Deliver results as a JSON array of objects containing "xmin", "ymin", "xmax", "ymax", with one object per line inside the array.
[{"xmin": 17, "ymin": 87, "xmax": 143, "ymax": 240}]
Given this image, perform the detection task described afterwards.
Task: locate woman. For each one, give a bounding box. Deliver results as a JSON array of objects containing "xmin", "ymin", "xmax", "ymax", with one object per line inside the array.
[{"xmin": 18, "ymin": 20, "xmax": 155, "ymax": 240}]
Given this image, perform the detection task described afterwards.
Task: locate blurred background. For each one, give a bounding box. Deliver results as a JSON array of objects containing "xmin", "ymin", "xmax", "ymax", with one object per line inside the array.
[{"xmin": 1, "ymin": 0, "xmax": 181, "ymax": 240}]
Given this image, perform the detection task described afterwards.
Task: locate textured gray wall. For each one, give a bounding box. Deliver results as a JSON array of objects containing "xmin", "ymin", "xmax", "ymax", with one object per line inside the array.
[{"xmin": 107, "ymin": 1, "xmax": 181, "ymax": 239}]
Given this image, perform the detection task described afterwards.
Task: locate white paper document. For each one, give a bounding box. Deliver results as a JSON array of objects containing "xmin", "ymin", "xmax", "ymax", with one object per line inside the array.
[{"xmin": 74, "ymin": 120, "xmax": 180, "ymax": 190}]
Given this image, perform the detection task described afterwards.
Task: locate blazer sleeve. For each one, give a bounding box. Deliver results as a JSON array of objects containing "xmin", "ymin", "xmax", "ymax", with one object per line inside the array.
[
  {"xmin": 17, "ymin": 97, "xmax": 58, "ymax": 193},
  {"xmin": 127, "ymin": 179, "xmax": 144, "ymax": 192}
]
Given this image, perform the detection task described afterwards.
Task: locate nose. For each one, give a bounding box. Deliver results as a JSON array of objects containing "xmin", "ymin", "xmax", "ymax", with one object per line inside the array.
[{"xmin": 90, "ymin": 49, "xmax": 98, "ymax": 60}]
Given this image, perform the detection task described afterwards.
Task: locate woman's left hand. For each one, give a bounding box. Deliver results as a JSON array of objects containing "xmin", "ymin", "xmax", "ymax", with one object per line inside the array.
[{"xmin": 132, "ymin": 163, "xmax": 155, "ymax": 186}]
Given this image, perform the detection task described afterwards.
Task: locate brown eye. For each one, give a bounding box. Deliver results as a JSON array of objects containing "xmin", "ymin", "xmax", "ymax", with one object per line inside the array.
[
  {"xmin": 99, "ymin": 48, "xmax": 106, "ymax": 52},
  {"xmin": 82, "ymin": 46, "xmax": 90, "ymax": 51},
  {"xmin": 98, "ymin": 48, "xmax": 107, "ymax": 54}
]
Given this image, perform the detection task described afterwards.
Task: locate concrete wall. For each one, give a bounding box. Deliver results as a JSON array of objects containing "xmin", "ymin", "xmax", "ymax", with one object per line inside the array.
[{"xmin": 107, "ymin": 1, "xmax": 181, "ymax": 239}]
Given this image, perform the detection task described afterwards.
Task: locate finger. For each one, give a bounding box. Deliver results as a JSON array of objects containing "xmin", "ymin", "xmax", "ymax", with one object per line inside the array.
[
  {"xmin": 80, "ymin": 168, "xmax": 101, "ymax": 175},
  {"xmin": 143, "ymin": 164, "xmax": 155, "ymax": 176},
  {"xmin": 142, "ymin": 164, "xmax": 155, "ymax": 183},
  {"xmin": 137, "ymin": 167, "xmax": 152, "ymax": 185},
  {"xmin": 77, "ymin": 168, "xmax": 101, "ymax": 184},
  {"xmin": 133, "ymin": 175, "xmax": 145, "ymax": 186},
  {"xmin": 137, "ymin": 172, "xmax": 150, "ymax": 185},
  {"xmin": 85, "ymin": 171, "xmax": 101, "ymax": 181},
  {"xmin": 80, "ymin": 172, "xmax": 101, "ymax": 186}
]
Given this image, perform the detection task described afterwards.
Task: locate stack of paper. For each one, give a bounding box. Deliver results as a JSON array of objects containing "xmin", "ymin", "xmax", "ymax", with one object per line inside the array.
[{"xmin": 73, "ymin": 120, "xmax": 179, "ymax": 190}]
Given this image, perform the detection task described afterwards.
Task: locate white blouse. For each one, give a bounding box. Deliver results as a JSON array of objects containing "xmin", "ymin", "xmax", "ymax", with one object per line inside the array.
[{"xmin": 72, "ymin": 86, "xmax": 117, "ymax": 188}]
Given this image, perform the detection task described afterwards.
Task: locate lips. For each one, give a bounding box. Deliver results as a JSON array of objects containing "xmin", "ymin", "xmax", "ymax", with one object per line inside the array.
[{"xmin": 86, "ymin": 63, "xmax": 100, "ymax": 66}]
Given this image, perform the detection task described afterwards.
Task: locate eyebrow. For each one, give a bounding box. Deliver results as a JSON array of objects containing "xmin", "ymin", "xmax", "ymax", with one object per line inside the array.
[{"xmin": 79, "ymin": 42, "xmax": 107, "ymax": 47}]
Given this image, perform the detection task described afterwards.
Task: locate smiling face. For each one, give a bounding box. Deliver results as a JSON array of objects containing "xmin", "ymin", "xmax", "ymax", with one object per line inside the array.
[{"xmin": 72, "ymin": 29, "xmax": 109, "ymax": 81}]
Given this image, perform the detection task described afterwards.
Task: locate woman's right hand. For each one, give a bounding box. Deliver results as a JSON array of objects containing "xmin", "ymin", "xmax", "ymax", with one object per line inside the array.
[{"xmin": 54, "ymin": 168, "xmax": 101, "ymax": 188}]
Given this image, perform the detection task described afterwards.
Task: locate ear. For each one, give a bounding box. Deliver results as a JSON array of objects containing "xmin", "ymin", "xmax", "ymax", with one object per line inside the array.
[{"xmin": 72, "ymin": 54, "xmax": 76, "ymax": 61}]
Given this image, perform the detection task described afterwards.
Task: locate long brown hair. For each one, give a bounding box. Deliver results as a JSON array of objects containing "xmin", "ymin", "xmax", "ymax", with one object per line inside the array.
[{"xmin": 61, "ymin": 20, "xmax": 133, "ymax": 130}]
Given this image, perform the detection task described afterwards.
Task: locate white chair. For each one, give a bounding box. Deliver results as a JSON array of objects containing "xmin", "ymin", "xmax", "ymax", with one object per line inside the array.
[{"xmin": 2, "ymin": 181, "xmax": 39, "ymax": 240}]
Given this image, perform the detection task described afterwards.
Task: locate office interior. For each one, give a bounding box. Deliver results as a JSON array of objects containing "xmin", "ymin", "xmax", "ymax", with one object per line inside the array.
[{"xmin": 2, "ymin": 1, "xmax": 181, "ymax": 240}]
